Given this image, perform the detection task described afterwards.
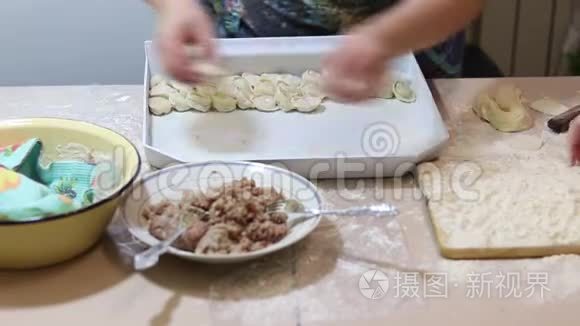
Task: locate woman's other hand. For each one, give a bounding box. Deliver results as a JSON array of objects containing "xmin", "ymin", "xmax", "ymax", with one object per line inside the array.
[
  {"xmin": 156, "ymin": 0, "xmax": 216, "ymax": 83},
  {"xmin": 322, "ymin": 32, "xmax": 391, "ymax": 102}
]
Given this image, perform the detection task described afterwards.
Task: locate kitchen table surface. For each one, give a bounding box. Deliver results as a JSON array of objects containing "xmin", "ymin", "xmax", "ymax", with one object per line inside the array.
[{"xmin": 2, "ymin": 78, "xmax": 580, "ymax": 326}]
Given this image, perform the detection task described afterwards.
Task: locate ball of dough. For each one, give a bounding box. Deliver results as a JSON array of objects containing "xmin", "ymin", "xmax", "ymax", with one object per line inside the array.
[
  {"xmin": 495, "ymin": 84, "xmax": 522, "ymax": 109},
  {"xmin": 473, "ymin": 94, "xmax": 533, "ymax": 133}
]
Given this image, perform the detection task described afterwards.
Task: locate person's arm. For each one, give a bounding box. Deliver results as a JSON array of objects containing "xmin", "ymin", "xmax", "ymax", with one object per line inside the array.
[
  {"xmin": 144, "ymin": 0, "xmax": 189, "ymax": 12},
  {"xmin": 323, "ymin": 0, "xmax": 484, "ymax": 101},
  {"xmin": 359, "ymin": 0, "xmax": 485, "ymax": 58},
  {"xmin": 569, "ymin": 116, "xmax": 580, "ymax": 165},
  {"xmin": 144, "ymin": 0, "xmax": 162, "ymax": 11}
]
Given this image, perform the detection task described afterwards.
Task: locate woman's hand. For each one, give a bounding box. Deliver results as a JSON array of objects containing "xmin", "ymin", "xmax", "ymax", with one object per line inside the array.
[
  {"xmin": 156, "ymin": 0, "xmax": 216, "ymax": 83},
  {"xmin": 322, "ymin": 32, "xmax": 391, "ymax": 102},
  {"xmin": 568, "ymin": 115, "xmax": 580, "ymax": 165},
  {"xmin": 322, "ymin": 0, "xmax": 484, "ymax": 102}
]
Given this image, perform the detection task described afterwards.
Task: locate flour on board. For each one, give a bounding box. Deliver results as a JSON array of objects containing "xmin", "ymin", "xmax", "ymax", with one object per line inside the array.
[{"xmin": 418, "ymin": 157, "xmax": 580, "ymax": 249}]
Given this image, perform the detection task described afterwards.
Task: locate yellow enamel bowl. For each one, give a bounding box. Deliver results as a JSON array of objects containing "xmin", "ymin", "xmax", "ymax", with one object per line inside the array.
[{"xmin": 0, "ymin": 118, "xmax": 140, "ymax": 269}]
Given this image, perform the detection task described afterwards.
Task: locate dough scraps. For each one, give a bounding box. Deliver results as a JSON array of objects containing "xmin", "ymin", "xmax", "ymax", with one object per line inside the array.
[
  {"xmin": 472, "ymin": 85, "xmax": 533, "ymax": 132},
  {"xmin": 529, "ymin": 97, "xmax": 569, "ymax": 116}
]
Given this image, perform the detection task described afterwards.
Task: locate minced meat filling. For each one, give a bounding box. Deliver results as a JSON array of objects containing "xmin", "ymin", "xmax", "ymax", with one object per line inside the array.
[{"xmin": 142, "ymin": 178, "xmax": 289, "ymax": 254}]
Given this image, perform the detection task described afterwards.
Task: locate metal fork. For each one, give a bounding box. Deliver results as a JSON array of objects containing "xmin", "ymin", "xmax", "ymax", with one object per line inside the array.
[
  {"xmin": 266, "ymin": 199, "xmax": 400, "ymax": 228},
  {"xmin": 133, "ymin": 207, "xmax": 206, "ymax": 271}
]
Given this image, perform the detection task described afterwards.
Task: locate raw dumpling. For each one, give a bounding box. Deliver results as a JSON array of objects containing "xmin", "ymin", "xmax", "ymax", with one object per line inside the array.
[
  {"xmin": 260, "ymin": 73, "xmax": 281, "ymax": 84},
  {"xmin": 254, "ymin": 79, "xmax": 276, "ymax": 96},
  {"xmin": 151, "ymin": 69, "xmax": 332, "ymax": 114},
  {"xmin": 187, "ymin": 92, "xmax": 212, "ymax": 112},
  {"xmin": 233, "ymin": 77, "xmax": 253, "ymax": 109},
  {"xmin": 393, "ymin": 81, "xmax": 416, "ymax": 103},
  {"xmin": 216, "ymin": 76, "xmax": 237, "ymax": 96},
  {"xmin": 169, "ymin": 92, "xmax": 194, "ymax": 112},
  {"xmin": 150, "ymin": 81, "xmax": 176, "ymax": 99},
  {"xmin": 169, "ymin": 91, "xmax": 211, "ymax": 112},
  {"xmin": 290, "ymin": 88, "xmax": 323, "ymax": 112},
  {"xmin": 242, "ymin": 73, "xmax": 261, "ymax": 90},
  {"xmin": 291, "ymin": 95, "xmax": 323, "ymax": 113},
  {"xmin": 150, "ymin": 74, "xmax": 165, "ymax": 88},
  {"xmin": 212, "ymin": 92, "xmax": 237, "ymax": 112},
  {"xmin": 253, "ymin": 95, "xmax": 277, "ymax": 111},
  {"xmin": 149, "ymin": 96, "xmax": 172, "ymax": 116},
  {"xmin": 217, "ymin": 76, "xmax": 253, "ymax": 109},
  {"xmin": 195, "ymin": 84, "xmax": 217, "ymax": 97},
  {"xmin": 234, "ymin": 76, "xmax": 252, "ymax": 94},
  {"xmin": 237, "ymin": 97, "xmax": 253, "ymax": 109},
  {"xmin": 279, "ymin": 74, "xmax": 302, "ymax": 88},
  {"xmin": 169, "ymin": 80, "xmax": 193, "ymax": 94},
  {"xmin": 275, "ymin": 82, "xmax": 295, "ymax": 111}
]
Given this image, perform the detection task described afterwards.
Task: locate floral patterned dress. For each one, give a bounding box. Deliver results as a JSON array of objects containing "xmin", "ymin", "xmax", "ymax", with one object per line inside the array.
[{"xmin": 201, "ymin": 0, "xmax": 465, "ymax": 78}]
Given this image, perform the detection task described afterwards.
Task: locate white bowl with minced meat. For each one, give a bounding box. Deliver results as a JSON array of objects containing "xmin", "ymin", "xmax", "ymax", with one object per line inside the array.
[{"xmin": 120, "ymin": 161, "xmax": 322, "ymax": 264}]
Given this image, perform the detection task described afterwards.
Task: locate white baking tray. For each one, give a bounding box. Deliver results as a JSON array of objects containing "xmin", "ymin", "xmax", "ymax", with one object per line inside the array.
[{"xmin": 143, "ymin": 36, "xmax": 449, "ymax": 178}]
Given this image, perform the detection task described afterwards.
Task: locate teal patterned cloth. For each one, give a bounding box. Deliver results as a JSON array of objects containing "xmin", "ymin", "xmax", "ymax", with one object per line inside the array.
[
  {"xmin": 202, "ymin": 0, "xmax": 465, "ymax": 78},
  {"xmin": 0, "ymin": 139, "xmax": 98, "ymax": 222}
]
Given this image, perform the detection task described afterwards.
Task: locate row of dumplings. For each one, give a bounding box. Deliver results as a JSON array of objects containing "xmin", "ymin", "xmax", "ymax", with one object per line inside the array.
[{"xmin": 148, "ymin": 71, "xmax": 416, "ymax": 116}]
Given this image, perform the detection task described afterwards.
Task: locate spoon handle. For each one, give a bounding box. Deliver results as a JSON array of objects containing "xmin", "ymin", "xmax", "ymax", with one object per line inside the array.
[
  {"xmin": 287, "ymin": 204, "xmax": 399, "ymax": 228},
  {"xmin": 306, "ymin": 204, "xmax": 399, "ymax": 217},
  {"xmin": 133, "ymin": 225, "xmax": 187, "ymax": 271},
  {"xmin": 548, "ymin": 104, "xmax": 580, "ymax": 133}
]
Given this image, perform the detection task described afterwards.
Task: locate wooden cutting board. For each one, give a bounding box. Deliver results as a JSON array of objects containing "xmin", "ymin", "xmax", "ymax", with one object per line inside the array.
[
  {"xmin": 417, "ymin": 94, "xmax": 580, "ymax": 259},
  {"xmin": 418, "ymin": 156, "xmax": 580, "ymax": 260}
]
